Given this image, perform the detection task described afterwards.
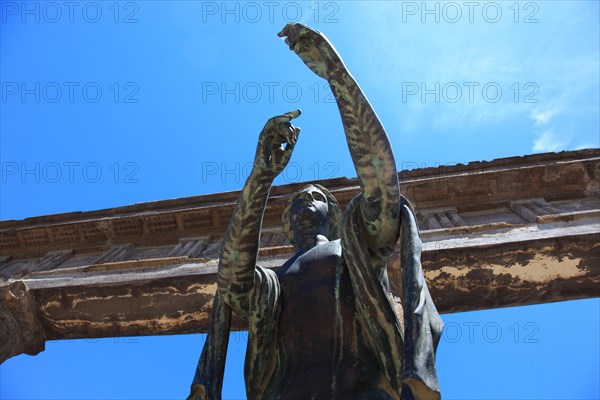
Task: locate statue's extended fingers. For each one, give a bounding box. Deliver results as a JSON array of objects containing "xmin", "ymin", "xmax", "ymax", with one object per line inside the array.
[
  {"xmin": 280, "ymin": 134, "xmax": 297, "ymax": 164},
  {"xmin": 271, "ymin": 124, "xmax": 299, "ymax": 152},
  {"xmin": 277, "ymin": 23, "xmax": 293, "ymax": 38},
  {"xmin": 278, "ymin": 23, "xmax": 309, "ymax": 51},
  {"xmin": 273, "ymin": 128, "xmax": 291, "ymax": 146},
  {"xmin": 286, "ymin": 109, "xmax": 302, "ymax": 120},
  {"xmin": 271, "ymin": 116, "xmax": 291, "ymax": 125},
  {"xmin": 271, "ymin": 109, "xmax": 301, "ymax": 125},
  {"xmin": 285, "ymin": 125, "xmax": 300, "ymax": 146},
  {"xmin": 277, "ymin": 23, "xmax": 301, "ymax": 38},
  {"xmin": 277, "ymin": 135, "xmax": 296, "ymax": 165}
]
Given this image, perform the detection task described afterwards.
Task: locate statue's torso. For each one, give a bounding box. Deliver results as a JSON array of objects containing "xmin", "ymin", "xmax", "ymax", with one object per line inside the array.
[{"xmin": 272, "ymin": 239, "xmax": 389, "ymax": 399}]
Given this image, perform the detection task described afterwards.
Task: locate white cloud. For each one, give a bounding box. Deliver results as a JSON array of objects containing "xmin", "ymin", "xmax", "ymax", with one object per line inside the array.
[
  {"xmin": 530, "ymin": 107, "xmax": 559, "ymax": 125},
  {"xmin": 532, "ymin": 129, "xmax": 569, "ymax": 153}
]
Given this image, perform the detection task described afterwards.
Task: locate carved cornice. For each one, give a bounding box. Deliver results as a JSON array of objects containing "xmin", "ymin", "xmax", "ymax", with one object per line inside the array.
[{"xmin": 1, "ymin": 149, "xmax": 598, "ymax": 262}]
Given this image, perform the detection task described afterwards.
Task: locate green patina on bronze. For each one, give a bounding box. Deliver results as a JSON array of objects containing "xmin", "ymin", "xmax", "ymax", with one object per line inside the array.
[{"xmin": 188, "ymin": 24, "xmax": 443, "ymax": 400}]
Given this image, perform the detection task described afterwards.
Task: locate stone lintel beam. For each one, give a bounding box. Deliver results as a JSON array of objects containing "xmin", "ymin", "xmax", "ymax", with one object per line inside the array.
[
  {"xmin": 417, "ymin": 229, "xmax": 600, "ymax": 313},
  {"xmin": 15, "ymin": 227, "xmax": 599, "ymax": 347}
]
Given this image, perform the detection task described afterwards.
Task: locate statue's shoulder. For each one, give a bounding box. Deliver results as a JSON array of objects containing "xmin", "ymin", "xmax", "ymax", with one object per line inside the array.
[{"xmin": 318, "ymin": 238, "xmax": 342, "ymax": 258}]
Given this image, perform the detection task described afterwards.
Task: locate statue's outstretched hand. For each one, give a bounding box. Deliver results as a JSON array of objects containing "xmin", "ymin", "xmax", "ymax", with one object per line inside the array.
[
  {"xmin": 253, "ymin": 110, "xmax": 301, "ymax": 179},
  {"xmin": 278, "ymin": 23, "xmax": 345, "ymax": 81}
]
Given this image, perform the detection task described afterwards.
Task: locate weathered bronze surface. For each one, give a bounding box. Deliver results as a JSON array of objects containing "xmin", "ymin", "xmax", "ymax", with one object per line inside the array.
[{"xmin": 189, "ymin": 24, "xmax": 443, "ymax": 400}]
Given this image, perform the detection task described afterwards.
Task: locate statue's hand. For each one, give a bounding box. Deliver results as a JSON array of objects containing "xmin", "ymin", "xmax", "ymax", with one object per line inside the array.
[
  {"xmin": 278, "ymin": 23, "xmax": 345, "ymax": 81},
  {"xmin": 253, "ymin": 110, "xmax": 301, "ymax": 179}
]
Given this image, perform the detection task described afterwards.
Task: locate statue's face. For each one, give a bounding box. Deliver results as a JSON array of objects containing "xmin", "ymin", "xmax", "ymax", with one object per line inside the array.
[{"xmin": 289, "ymin": 185, "xmax": 330, "ymax": 234}]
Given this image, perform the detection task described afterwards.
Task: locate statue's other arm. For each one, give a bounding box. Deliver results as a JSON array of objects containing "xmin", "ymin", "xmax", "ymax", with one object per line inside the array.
[
  {"xmin": 279, "ymin": 24, "xmax": 400, "ymax": 253},
  {"xmin": 217, "ymin": 111, "xmax": 300, "ymax": 317}
]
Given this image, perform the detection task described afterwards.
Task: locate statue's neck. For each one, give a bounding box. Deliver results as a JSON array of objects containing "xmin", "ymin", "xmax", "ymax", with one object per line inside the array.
[{"xmin": 293, "ymin": 233, "xmax": 329, "ymax": 254}]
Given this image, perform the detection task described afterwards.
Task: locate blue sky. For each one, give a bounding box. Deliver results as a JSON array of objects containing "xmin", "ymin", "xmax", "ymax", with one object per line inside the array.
[{"xmin": 1, "ymin": 1, "xmax": 599, "ymax": 399}]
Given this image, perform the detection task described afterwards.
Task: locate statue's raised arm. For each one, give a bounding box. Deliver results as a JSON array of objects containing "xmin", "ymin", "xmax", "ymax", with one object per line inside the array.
[
  {"xmin": 279, "ymin": 24, "xmax": 401, "ymax": 257},
  {"xmin": 217, "ymin": 110, "xmax": 301, "ymax": 317},
  {"xmin": 279, "ymin": 24, "xmax": 443, "ymax": 399},
  {"xmin": 189, "ymin": 111, "xmax": 300, "ymax": 399}
]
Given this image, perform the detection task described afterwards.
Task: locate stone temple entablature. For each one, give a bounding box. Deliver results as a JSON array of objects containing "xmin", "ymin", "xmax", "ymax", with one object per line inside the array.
[{"xmin": 1, "ymin": 149, "xmax": 598, "ymax": 363}]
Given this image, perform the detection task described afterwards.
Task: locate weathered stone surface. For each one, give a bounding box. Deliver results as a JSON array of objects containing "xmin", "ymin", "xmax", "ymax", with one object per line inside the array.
[
  {"xmin": 420, "ymin": 230, "xmax": 600, "ymax": 313},
  {"xmin": 0, "ymin": 281, "xmax": 46, "ymax": 363},
  {"xmin": 14, "ymin": 225, "xmax": 596, "ymax": 342}
]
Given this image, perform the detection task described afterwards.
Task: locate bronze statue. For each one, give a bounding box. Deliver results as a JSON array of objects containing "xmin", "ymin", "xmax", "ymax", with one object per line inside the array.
[{"xmin": 189, "ymin": 23, "xmax": 443, "ymax": 400}]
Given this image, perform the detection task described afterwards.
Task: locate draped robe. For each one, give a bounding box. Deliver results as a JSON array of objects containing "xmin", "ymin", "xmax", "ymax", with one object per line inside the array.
[{"xmin": 189, "ymin": 194, "xmax": 443, "ymax": 400}]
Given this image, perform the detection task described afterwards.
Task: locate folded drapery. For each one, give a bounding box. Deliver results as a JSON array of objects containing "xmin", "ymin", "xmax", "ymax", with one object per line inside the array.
[{"xmin": 188, "ymin": 194, "xmax": 443, "ymax": 400}]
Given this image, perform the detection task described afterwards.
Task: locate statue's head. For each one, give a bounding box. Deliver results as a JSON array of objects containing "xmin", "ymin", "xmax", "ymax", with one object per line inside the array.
[{"xmin": 282, "ymin": 184, "xmax": 341, "ymax": 246}]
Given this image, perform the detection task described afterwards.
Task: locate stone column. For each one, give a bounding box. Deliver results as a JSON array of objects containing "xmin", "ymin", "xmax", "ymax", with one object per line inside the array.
[{"xmin": 0, "ymin": 281, "xmax": 46, "ymax": 363}]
